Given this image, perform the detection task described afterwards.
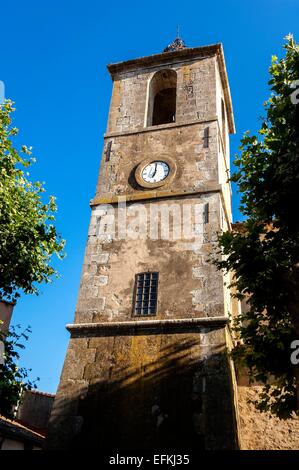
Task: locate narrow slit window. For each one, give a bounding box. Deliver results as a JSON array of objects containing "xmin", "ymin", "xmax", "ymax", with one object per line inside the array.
[
  {"xmin": 133, "ymin": 272, "xmax": 159, "ymax": 316},
  {"xmin": 203, "ymin": 203, "xmax": 209, "ymax": 224},
  {"xmin": 105, "ymin": 140, "xmax": 112, "ymax": 162},
  {"xmin": 203, "ymin": 127, "xmax": 209, "ymax": 148}
]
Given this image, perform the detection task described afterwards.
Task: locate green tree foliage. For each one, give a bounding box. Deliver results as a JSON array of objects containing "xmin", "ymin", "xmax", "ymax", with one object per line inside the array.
[
  {"xmin": 214, "ymin": 35, "xmax": 299, "ymax": 418},
  {"xmin": 0, "ymin": 325, "xmax": 39, "ymax": 418},
  {"xmin": 0, "ymin": 100, "xmax": 65, "ymax": 302}
]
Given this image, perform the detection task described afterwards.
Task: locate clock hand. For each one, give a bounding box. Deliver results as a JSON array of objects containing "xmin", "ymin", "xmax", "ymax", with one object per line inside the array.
[
  {"xmin": 152, "ymin": 163, "xmax": 157, "ymax": 177},
  {"xmin": 149, "ymin": 165, "xmax": 155, "ymax": 178}
]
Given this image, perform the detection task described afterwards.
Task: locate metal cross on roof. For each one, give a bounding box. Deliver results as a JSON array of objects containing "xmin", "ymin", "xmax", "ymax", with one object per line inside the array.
[{"xmin": 163, "ymin": 27, "xmax": 186, "ymax": 52}]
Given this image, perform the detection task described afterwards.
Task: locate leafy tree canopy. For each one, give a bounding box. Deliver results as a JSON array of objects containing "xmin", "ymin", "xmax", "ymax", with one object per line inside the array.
[
  {"xmin": 0, "ymin": 325, "xmax": 39, "ymax": 418},
  {"xmin": 214, "ymin": 35, "xmax": 299, "ymax": 418},
  {"xmin": 0, "ymin": 100, "xmax": 65, "ymax": 302}
]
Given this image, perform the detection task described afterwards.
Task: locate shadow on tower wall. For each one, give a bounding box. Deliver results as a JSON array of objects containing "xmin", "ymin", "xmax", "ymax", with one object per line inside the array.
[{"xmin": 46, "ymin": 331, "xmax": 239, "ymax": 450}]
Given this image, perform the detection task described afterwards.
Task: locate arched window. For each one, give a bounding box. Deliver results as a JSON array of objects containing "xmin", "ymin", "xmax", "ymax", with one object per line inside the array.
[{"xmin": 147, "ymin": 69, "xmax": 177, "ymax": 126}]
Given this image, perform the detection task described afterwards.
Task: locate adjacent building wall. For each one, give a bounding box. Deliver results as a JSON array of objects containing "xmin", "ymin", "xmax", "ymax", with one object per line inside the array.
[
  {"xmin": 16, "ymin": 390, "xmax": 55, "ymax": 433},
  {"xmin": 238, "ymin": 386, "xmax": 299, "ymax": 450},
  {"xmin": 0, "ymin": 301, "xmax": 14, "ymax": 334}
]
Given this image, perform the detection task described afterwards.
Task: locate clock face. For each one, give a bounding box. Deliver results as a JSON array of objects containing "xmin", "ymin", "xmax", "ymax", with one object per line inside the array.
[{"xmin": 141, "ymin": 161, "xmax": 170, "ymax": 184}]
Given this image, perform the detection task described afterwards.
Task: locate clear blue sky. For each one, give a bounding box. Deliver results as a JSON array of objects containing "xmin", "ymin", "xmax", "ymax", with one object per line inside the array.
[{"xmin": 1, "ymin": 0, "xmax": 298, "ymax": 393}]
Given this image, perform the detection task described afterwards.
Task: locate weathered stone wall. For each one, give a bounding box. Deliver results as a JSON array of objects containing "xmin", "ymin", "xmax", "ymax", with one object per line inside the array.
[
  {"xmin": 16, "ymin": 390, "xmax": 54, "ymax": 432},
  {"xmin": 106, "ymin": 56, "xmax": 217, "ymax": 134},
  {"xmin": 238, "ymin": 386, "xmax": 299, "ymax": 450},
  {"xmin": 97, "ymin": 121, "xmax": 220, "ymax": 199},
  {"xmin": 47, "ymin": 327, "xmax": 238, "ymax": 450},
  {"xmin": 75, "ymin": 193, "xmax": 224, "ymax": 324},
  {"xmin": 0, "ymin": 301, "xmax": 14, "ymax": 334}
]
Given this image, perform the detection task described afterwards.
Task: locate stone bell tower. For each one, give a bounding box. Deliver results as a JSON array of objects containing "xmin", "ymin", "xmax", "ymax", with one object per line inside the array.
[{"xmin": 47, "ymin": 37, "xmax": 240, "ymax": 450}]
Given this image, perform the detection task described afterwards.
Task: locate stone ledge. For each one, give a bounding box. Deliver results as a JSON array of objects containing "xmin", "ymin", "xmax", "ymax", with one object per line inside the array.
[
  {"xmin": 66, "ymin": 316, "xmax": 229, "ymax": 337},
  {"xmin": 90, "ymin": 185, "xmax": 221, "ymax": 206},
  {"xmin": 104, "ymin": 116, "xmax": 218, "ymax": 139}
]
